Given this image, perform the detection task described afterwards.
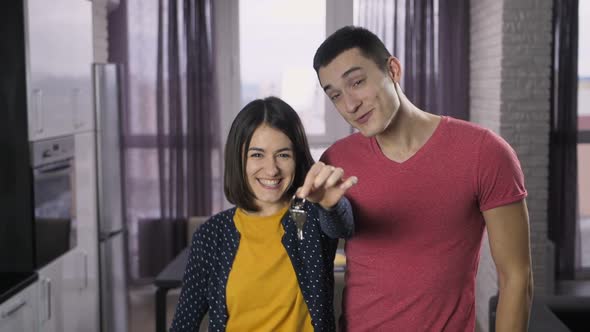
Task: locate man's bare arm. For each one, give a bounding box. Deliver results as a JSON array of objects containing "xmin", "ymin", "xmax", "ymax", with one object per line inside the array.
[{"xmin": 483, "ymin": 199, "xmax": 533, "ymax": 332}]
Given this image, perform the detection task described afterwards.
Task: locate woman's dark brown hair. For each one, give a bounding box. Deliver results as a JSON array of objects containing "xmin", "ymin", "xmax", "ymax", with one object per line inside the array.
[{"xmin": 224, "ymin": 96, "xmax": 315, "ymax": 212}]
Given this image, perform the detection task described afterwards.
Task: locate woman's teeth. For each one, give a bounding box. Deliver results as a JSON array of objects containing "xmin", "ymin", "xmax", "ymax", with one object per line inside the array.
[{"xmin": 259, "ymin": 179, "xmax": 280, "ymax": 187}]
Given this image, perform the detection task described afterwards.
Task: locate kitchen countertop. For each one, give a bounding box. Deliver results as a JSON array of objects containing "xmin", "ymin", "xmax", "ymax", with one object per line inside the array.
[{"xmin": 0, "ymin": 272, "xmax": 38, "ymax": 304}]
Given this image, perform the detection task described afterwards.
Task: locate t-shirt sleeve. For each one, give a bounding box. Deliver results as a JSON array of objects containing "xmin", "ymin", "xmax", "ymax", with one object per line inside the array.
[
  {"xmin": 476, "ymin": 130, "xmax": 527, "ymax": 211},
  {"xmin": 319, "ymin": 148, "xmax": 332, "ymax": 164}
]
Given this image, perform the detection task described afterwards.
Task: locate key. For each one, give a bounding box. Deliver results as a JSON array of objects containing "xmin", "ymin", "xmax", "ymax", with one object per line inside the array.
[{"xmin": 289, "ymin": 195, "xmax": 307, "ymax": 240}]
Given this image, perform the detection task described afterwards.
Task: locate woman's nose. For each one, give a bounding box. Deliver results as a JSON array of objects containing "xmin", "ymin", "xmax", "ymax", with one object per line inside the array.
[{"xmin": 263, "ymin": 157, "xmax": 280, "ymax": 175}]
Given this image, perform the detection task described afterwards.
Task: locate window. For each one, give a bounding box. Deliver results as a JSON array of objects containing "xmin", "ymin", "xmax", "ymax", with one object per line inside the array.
[
  {"xmin": 234, "ymin": 0, "xmax": 353, "ymax": 163},
  {"xmin": 124, "ymin": 0, "xmax": 221, "ymax": 280},
  {"xmin": 125, "ymin": 0, "xmax": 160, "ymax": 280},
  {"xmin": 578, "ymin": 1, "xmax": 590, "ymax": 270},
  {"xmin": 240, "ymin": 0, "xmax": 327, "ymax": 136}
]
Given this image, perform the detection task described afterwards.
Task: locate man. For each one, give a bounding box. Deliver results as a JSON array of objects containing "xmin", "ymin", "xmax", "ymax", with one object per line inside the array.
[{"xmin": 299, "ymin": 26, "xmax": 533, "ymax": 331}]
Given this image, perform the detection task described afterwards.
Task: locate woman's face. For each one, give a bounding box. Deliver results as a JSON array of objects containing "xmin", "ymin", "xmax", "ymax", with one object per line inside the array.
[{"xmin": 244, "ymin": 124, "xmax": 296, "ymax": 216}]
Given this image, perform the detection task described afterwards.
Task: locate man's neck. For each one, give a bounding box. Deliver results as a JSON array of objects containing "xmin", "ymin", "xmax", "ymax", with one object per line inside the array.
[{"xmin": 376, "ymin": 97, "xmax": 441, "ymax": 163}]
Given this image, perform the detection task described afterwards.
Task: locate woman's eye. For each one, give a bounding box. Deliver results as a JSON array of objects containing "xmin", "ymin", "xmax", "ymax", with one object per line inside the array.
[
  {"xmin": 353, "ymin": 79, "xmax": 364, "ymax": 87},
  {"xmin": 330, "ymin": 93, "xmax": 340, "ymax": 101},
  {"xmin": 249, "ymin": 153, "xmax": 263, "ymax": 158},
  {"xmin": 278, "ymin": 153, "xmax": 292, "ymax": 159}
]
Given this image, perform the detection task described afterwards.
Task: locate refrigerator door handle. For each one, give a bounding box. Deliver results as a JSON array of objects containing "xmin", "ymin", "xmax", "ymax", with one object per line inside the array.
[
  {"xmin": 82, "ymin": 250, "xmax": 88, "ymax": 289},
  {"xmin": 72, "ymin": 88, "xmax": 83, "ymax": 129},
  {"xmin": 33, "ymin": 88, "xmax": 44, "ymax": 134}
]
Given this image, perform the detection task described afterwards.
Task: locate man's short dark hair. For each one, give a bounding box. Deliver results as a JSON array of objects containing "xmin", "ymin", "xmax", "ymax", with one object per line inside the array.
[
  {"xmin": 313, "ymin": 25, "xmax": 391, "ymax": 73},
  {"xmin": 224, "ymin": 96, "xmax": 315, "ymax": 212}
]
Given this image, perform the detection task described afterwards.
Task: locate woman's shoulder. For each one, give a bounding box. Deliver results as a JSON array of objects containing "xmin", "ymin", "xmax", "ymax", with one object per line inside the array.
[
  {"xmin": 196, "ymin": 207, "xmax": 237, "ymax": 234},
  {"xmin": 210, "ymin": 207, "xmax": 237, "ymax": 221}
]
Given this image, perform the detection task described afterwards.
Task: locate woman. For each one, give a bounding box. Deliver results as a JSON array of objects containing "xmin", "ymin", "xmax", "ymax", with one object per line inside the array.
[{"xmin": 170, "ymin": 96, "xmax": 357, "ymax": 331}]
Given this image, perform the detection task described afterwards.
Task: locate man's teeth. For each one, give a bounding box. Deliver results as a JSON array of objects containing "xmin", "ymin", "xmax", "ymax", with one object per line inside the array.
[{"xmin": 259, "ymin": 179, "xmax": 280, "ymax": 186}]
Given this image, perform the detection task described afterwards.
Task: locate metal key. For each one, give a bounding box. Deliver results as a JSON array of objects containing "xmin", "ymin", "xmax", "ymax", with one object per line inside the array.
[{"xmin": 289, "ymin": 195, "xmax": 307, "ymax": 240}]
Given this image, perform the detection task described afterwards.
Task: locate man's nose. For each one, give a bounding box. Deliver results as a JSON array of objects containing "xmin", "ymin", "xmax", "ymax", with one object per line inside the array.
[{"xmin": 343, "ymin": 92, "xmax": 361, "ymax": 113}]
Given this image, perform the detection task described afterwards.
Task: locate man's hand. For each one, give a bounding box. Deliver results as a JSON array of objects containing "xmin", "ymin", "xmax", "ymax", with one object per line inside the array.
[{"xmin": 296, "ymin": 162, "xmax": 358, "ymax": 209}]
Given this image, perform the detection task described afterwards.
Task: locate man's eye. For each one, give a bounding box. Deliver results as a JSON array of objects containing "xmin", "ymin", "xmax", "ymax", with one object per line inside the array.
[
  {"xmin": 330, "ymin": 94, "xmax": 341, "ymax": 101},
  {"xmin": 353, "ymin": 79, "xmax": 364, "ymax": 87}
]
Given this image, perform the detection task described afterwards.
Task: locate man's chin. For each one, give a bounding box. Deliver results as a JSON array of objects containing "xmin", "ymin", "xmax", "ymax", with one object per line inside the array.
[{"xmin": 357, "ymin": 127, "xmax": 378, "ymax": 138}]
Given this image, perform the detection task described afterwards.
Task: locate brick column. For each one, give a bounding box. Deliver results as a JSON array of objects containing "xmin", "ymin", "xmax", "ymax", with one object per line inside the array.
[{"xmin": 470, "ymin": 0, "xmax": 553, "ymax": 330}]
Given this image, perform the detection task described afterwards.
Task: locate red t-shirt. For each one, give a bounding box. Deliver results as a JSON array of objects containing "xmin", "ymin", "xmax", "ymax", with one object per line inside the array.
[{"xmin": 321, "ymin": 116, "xmax": 527, "ymax": 331}]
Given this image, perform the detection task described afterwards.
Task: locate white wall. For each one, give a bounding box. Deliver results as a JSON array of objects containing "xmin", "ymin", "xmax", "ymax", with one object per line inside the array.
[{"xmin": 470, "ymin": 0, "xmax": 554, "ymax": 331}]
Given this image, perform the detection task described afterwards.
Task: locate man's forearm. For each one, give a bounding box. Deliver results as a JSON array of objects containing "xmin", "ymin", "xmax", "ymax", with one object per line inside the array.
[{"xmin": 495, "ymin": 274, "xmax": 533, "ymax": 332}]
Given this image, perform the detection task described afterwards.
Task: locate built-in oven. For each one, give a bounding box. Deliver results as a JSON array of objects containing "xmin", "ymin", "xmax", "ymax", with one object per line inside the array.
[{"xmin": 30, "ymin": 136, "xmax": 76, "ymax": 268}]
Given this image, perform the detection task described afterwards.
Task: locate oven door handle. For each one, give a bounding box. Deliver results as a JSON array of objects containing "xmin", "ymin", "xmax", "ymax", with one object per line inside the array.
[{"xmin": 35, "ymin": 162, "xmax": 72, "ymax": 174}]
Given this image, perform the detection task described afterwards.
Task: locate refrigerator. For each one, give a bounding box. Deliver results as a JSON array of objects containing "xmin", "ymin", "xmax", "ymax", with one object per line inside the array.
[{"xmin": 93, "ymin": 63, "xmax": 129, "ymax": 332}]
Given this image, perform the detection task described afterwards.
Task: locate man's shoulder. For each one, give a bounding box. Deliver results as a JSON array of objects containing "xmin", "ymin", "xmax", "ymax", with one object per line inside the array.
[
  {"xmin": 444, "ymin": 116, "xmax": 489, "ymax": 136},
  {"xmin": 444, "ymin": 117, "xmax": 514, "ymax": 154},
  {"xmin": 436, "ymin": 116, "xmax": 496, "ymax": 151}
]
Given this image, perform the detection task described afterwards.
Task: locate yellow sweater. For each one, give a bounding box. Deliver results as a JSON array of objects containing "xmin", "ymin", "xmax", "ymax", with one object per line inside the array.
[{"xmin": 225, "ymin": 206, "xmax": 314, "ymax": 332}]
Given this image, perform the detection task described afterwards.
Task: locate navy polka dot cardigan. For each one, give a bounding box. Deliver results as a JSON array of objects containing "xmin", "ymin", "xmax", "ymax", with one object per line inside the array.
[{"xmin": 170, "ymin": 198, "xmax": 353, "ymax": 332}]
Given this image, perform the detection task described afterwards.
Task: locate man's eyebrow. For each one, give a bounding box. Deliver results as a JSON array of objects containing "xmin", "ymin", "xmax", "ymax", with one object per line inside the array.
[
  {"xmin": 322, "ymin": 67, "xmax": 363, "ymax": 92},
  {"xmin": 341, "ymin": 66, "xmax": 362, "ymax": 78}
]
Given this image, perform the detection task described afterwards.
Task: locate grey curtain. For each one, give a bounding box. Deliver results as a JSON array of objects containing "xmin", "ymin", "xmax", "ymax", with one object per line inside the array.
[
  {"xmin": 156, "ymin": 0, "xmax": 217, "ymax": 220},
  {"xmin": 355, "ymin": 0, "xmax": 469, "ymax": 120},
  {"xmin": 109, "ymin": 0, "xmax": 219, "ymax": 281},
  {"xmin": 437, "ymin": 0, "xmax": 469, "ymax": 121},
  {"xmin": 147, "ymin": 0, "xmax": 217, "ymax": 279},
  {"xmin": 549, "ymin": 0, "xmax": 579, "ymax": 279}
]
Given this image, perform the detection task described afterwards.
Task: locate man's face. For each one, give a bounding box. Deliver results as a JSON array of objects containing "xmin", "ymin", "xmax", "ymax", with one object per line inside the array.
[{"xmin": 318, "ymin": 48, "xmax": 401, "ymax": 137}]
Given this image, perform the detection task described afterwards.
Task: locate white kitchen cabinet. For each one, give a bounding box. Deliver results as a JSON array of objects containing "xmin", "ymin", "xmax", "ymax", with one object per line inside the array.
[
  {"xmin": 38, "ymin": 253, "xmax": 69, "ymax": 332},
  {"xmin": 36, "ymin": 133, "xmax": 100, "ymax": 332},
  {"xmin": 38, "ymin": 249, "xmax": 93, "ymax": 332},
  {"xmin": 0, "ymin": 281, "xmax": 38, "ymax": 332},
  {"xmin": 25, "ymin": 0, "xmax": 94, "ymax": 141}
]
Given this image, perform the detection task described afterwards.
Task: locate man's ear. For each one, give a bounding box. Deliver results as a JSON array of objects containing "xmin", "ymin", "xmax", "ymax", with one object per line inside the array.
[{"xmin": 386, "ymin": 56, "xmax": 402, "ymax": 83}]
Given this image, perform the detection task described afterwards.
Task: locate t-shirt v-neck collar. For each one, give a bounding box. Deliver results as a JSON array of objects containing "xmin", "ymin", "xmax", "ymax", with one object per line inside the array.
[{"xmin": 370, "ymin": 116, "xmax": 448, "ymax": 167}]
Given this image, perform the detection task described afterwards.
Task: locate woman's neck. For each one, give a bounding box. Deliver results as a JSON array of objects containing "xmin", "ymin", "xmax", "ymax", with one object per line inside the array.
[{"xmin": 241, "ymin": 201, "xmax": 289, "ymax": 218}]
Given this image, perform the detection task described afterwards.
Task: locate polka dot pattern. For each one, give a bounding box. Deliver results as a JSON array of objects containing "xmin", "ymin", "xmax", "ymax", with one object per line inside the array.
[{"xmin": 169, "ymin": 198, "xmax": 353, "ymax": 332}]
